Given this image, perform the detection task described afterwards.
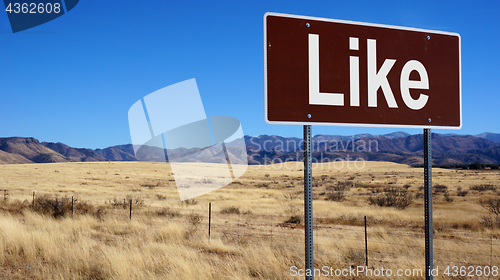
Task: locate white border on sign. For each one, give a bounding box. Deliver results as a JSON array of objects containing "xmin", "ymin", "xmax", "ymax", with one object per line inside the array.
[{"xmin": 263, "ymin": 12, "xmax": 462, "ymax": 130}]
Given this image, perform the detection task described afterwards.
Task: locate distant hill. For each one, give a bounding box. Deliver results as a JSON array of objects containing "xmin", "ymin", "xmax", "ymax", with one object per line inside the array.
[
  {"xmin": 94, "ymin": 145, "xmax": 138, "ymax": 161},
  {"xmin": 380, "ymin": 131, "xmax": 411, "ymax": 139},
  {"xmin": 243, "ymin": 133, "xmax": 499, "ymax": 166},
  {"xmin": 359, "ymin": 134, "xmax": 498, "ymax": 154},
  {"xmin": 476, "ymin": 132, "xmax": 500, "ymax": 143},
  {"xmin": 41, "ymin": 142, "xmax": 105, "ymax": 162},
  {"xmin": 0, "ymin": 137, "xmax": 66, "ymax": 163},
  {"xmin": 464, "ymin": 145, "xmax": 500, "ymax": 163},
  {"xmin": 0, "ymin": 149, "xmax": 32, "ymax": 164},
  {"xmin": 0, "ymin": 132, "xmax": 498, "ymax": 166},
  {"xmin": 0, "ymin": 137, "xmax": 132, "ymax": 164}
]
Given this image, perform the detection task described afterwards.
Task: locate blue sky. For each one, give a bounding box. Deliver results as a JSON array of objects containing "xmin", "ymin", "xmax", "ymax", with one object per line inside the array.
[{"xmin": 1, "ymin": 1, "xmax": 499, "ymax": 149}]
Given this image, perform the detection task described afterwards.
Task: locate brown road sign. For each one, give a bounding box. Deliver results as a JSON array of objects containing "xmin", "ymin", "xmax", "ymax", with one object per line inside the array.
[{"xmin": 264, "ymin": 13, "xmax": 461, "ymax": 129}]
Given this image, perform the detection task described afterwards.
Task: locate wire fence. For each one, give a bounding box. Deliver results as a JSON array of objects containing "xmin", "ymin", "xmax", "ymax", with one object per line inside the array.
[{"xmin": 1, "ymin": 188, "xmax": 500, "ymax": 278}]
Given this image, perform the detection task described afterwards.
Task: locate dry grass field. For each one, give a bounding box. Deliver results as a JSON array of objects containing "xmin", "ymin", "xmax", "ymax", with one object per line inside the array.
[{"xmin": 0, "ymin": 161, "xmax": 500, "ymax": 279}]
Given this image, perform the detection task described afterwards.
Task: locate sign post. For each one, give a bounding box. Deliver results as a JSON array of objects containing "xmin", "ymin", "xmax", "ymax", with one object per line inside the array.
[
  {"xmin": 303, "ymin": 125, "xmax": 313, "ymax": 279},
  {"xmin": 424, "ymin": 128, "xmax": 433, "ymax": 279}
]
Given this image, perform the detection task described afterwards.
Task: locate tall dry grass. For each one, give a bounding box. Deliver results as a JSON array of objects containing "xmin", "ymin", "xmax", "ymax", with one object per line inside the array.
[
  {"xmin": 0, "ymin": 210, "xmax": 296, "ymax": 279},
  {"xmin": 0, "ymin": 161, "xmax": 499, "ymax": 279}
]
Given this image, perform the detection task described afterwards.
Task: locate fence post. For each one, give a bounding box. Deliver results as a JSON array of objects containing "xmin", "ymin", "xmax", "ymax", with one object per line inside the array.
[
  {"xmin": 208, "ymin": 202, "xmax": 212, "ymax": 241},
  {"xmin": 71, "ymin": 196, "xmax": 74, "ymax": 217},
  {"xmin": 3, "ymin": 190, "xmax": 6, "ymax": 200},
  {"xmin": 32, "ymin": 191, "xmax": 35, "ymax": 208},
  {"xmin": 365, "ymin": 216, "xmax": 368, "ymax": 267},
  {"xmin": 129, "ymin": 199, "xmax": 132, "ymax": 220}
]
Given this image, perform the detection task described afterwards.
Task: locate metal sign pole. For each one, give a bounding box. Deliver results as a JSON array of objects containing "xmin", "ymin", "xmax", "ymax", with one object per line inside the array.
[
  {"xmin": 303, "ymin": 125, "xmax": 314, "ymax": 280},
  {"xmin": 424, "ymin": 128, "xmax": 433, "ymax": 280}
]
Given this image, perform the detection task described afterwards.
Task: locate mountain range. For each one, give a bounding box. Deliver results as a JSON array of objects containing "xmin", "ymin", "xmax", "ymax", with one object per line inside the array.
[{"xmin": 0, "ymin": 132, "xmax": 499, "ymax": 166}]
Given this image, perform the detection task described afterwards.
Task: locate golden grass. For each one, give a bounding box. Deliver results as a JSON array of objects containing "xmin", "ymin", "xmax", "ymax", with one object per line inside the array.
[{"xmin": 0, "ymin": 161, "xmax": 499, "ymax": 279}]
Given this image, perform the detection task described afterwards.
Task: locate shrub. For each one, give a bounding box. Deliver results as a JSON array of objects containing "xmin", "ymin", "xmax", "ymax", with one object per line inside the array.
[
  {"xmin": 32, "ymin": 195, "xmax": 93, "ymax": 218},
  {"xmin": 325, "ymin": 191, "xmax": 346, "ymax": 202},
  {"xmin": 444, "ymin": 192, "xmax": 453, "ymax": 203},
  {"xmin": 156, "ymin": 207, "xmax": 180, "ymax": 217},
  {"xmin": 107, "ymin": 198, "xmax": 126, "ymax": 208},
  {"xmin": 0, "ymin": 199, "xmax": 29, "ymax": 215},
  {"xmin": 284, "ymin": 215, "xmax": 301, "ymax": 224},
  {"xmin": 434, "ymin": 184, "xmax": 448, "ymax": 193},
  {"xmin": 107, "ymin": 196, "xmax": 144, "ymax": 209},
  {"xmin": 470, "ymin": 184, "xmax": 497, "ymax": 192},
  {"xmin": 182, "ymin": 198, "xmax": 198, "ymax": 206},
  {"xmin": 457, "ymin": 190, "xmax": 469, "ymax": 197},
  {"xmin": 337, "ymin": 180, "xmax": 354, "ymax": 190},
  {"xmin": 188, "ymin": 212, "xmax": 203, "ymax": 226},
  {"xmin": 480, "ymin": 215, "xmax": 500, "ymax": 228},
  {"xmin": 479, "ymin": 198, "xmax": 500, "ymax": 216},
  {"xmin": 469, "ymin": 162, "xmax": 482, "ymax": 170},
  {"xmin": 259, "ymin": 182, "xmax": 270, "ymax": 188},
  {"xmin": 367, "ymin": 187, "xmax": 413, "ymax": 209},
  {"xmin": 220, "ymin": 206, "xmax": 240, "ymax": 214},
  {"xmin": 34, "ymin": 196, "xmax": 68, "ymax": 218},
  {"xmin": 184, "ymin": 212, "xmax": 203, "ymax": 239},
  {"xmin": 156, "ymin": 194, "xmax": 167, "ymax": 200},
  {"xmin": 327, "ymin": 180, "xmax": 354, "ymax": 192},
  {"xmin": 72, "ymin": 198, "xmax": 94, "ymax": 214}
]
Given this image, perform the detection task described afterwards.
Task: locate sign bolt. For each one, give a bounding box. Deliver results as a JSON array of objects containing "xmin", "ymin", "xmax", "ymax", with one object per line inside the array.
[
  {"xmin": 428, "ymin": 118, "xmax": 431, "ymax": 122},
  {"xmin": 427, "ymin": 35, "xmax": 430, "ymax": 40},
  {"xmin": 307, "ymin": 114, "xmax": 311, "ymax": 118},
  {"xmin": 306, "ymin": 23, "xmax": 310, "ymax": 27}
]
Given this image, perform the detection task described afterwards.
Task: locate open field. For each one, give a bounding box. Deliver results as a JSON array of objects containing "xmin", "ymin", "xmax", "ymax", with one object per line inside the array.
[{"xmin": 0, "ymin": 161, "xmax": 500, "ymax": 279}]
